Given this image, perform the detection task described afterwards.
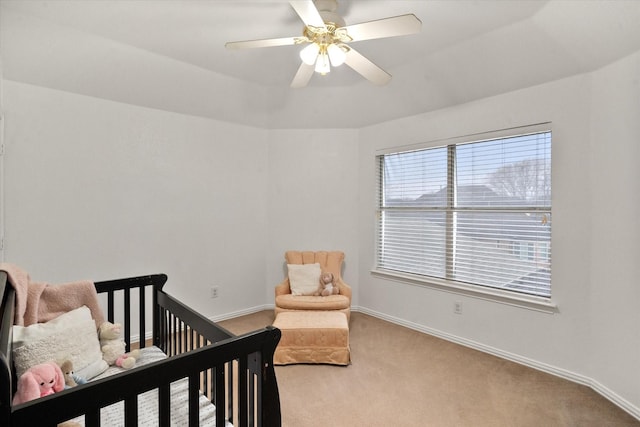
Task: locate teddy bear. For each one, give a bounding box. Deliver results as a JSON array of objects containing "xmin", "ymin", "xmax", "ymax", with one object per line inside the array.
[
  {"xmin": 315, "ymin": 271, "xmax": 340, "ymax": 296},
  {"xmin": 13, "ymin": 361, "xmax": 65, "ymax": 405},
  {"xmin": 98, "ymin": 321, "xmax": 141, "ymax": 369},
  {"xmin": 59, "ymin": 359, "xmax": 77, "ymax": 388},
  {"xmin": 58, "ymin": 359, "xmax": 87, "ymax": 389}
]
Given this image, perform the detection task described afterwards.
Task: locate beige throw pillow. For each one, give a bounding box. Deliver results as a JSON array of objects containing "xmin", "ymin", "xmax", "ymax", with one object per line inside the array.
[
  {"xmin": 12, "ymin": 305, "xmax": 108, "ymax": 380},
  {"xmin": 288, "ymin": 263, "xmax": 321, "ymax": 296}
]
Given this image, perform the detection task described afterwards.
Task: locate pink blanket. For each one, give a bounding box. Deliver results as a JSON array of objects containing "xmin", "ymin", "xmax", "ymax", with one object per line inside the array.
[{"xmin": 0, "ymin": 263, "xmax": 105, "ymax": 328}]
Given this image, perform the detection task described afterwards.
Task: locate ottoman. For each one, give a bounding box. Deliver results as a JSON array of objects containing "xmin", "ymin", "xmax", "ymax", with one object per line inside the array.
[{"xmin": 272, "ymin": 311, "xmax": 350, "ymax": 366}]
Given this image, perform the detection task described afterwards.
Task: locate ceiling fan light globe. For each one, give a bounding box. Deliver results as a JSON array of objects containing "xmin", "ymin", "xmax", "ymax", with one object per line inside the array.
[
  {"xmin": 327, "ymin": 43, "xmax": 346, "ymax": 66},
  {"xmin": 315, "ymin": 52, "xmax": 331, "ymax": 74},
  {"xmin": 300, "ymin": 43, "xmax": 320, "ymax": 65}
]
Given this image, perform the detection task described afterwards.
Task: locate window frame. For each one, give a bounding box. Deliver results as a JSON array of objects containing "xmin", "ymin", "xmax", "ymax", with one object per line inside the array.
[{"xmin": 373, "ymin": 123, "xmax": 557, "ymax": 313}]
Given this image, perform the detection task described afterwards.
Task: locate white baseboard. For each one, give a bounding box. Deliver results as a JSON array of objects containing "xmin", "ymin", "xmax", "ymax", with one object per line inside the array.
[
  {"xmin": 208, "ymin": 304, "xmax": 273, "ymax": 323},
  {"xmin": 356, "ymin": 306, "xmax": 640, "ymax": 422},
  {"xmin": 589, "ymin": 380, "xmax": 640, "ymax": 421}
]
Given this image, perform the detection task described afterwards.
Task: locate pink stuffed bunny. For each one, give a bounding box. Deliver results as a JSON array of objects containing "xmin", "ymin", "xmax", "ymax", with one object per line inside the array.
[{"xmin": 13, "ymin": 361, "xmax": 65, "ymax": 405}]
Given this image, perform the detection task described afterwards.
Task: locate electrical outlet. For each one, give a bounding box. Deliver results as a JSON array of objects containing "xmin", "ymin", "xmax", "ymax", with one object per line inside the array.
[
  {"xmin": 210, "ymin": 286, "xmax": 219, "ymax": 299},
  {"xmin": 454, "ymin": 301, "xmax": 463, "ymax": 315}
]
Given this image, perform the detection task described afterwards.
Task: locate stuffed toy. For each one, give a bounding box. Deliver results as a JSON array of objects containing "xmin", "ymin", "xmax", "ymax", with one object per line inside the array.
[
  {"xmin": 115, "ymin": 349, "xmax": 141, "ymax": 369},
  {"xmin": 13, "ymin": 361, "xmax": 65, "ymax": 405},
  {"xmin": 315, "ymin": 271, "xmax": 340, "ymax": 297},
  {"xmin": 59, "ymin": 359, "xmax": 77, "ymax": 388},
  {"xmin": 98, "ymin": 321, "xmax": 126, "ymax": 365},
  {"xmin": 98, "ymin": 321, "xmax": 140, "ymax": 369},
  {"xmin": 58, "ymin": 359, "xmax": 86, "ymax": 389}
]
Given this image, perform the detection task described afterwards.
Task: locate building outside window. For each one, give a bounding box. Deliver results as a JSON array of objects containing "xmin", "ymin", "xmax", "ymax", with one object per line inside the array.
[{"xmin": 376, "ymin": 127, "xmax": 551, "ymax": 298}]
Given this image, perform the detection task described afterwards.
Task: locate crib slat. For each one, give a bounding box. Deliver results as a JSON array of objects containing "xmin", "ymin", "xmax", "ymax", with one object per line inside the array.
[
  {"xmin": 215, "ymin": 365, "xmax": 226, "ymax": 427},
  {"xmin": 107, "ymin": 291, "xmax": 115, "ymax": 322},
  {"xmin": 139, "ymin": 286, "xmax": 146, "ymax": 349},
  {"xmin": 85, "ymin": 409, "xmax": 100, "ymax": 427},
  {"xmin": 152, "ymin": 280, "xmax": 160, "ymax": 349},
  {"xmin": 124, "ymin": 288, "xmax": 131, "ymax": 352},
  {"xmin": 159, "ymin": 383, "xmax": 170, "ymax": 427},
  {"xmin": 203, "ymin": 366, "xmax": 210, "ymax": 400},
  {"xmin": 125, "ymin": 395, "xmax": 138, "ymax": 426},
  {"xmin": 172, "ymin": 315, "xmax": 178, "ymax": 356},
  {"xmin": 189, "ymin": 328, "xmax": 196, "ymax": 352},
  {"xmin": 162, "ymin": 309, "xmax": 168, "ymax": 354},
  {"xmin": 226, "ymin": 361, "xmax": 234, "ymax": 424},
  {"xmin": 180, "ymin": 319, "xmax": 185, "ymax": 354},
  {"xmin": 248, "ymin": 352, "xmax": 260, "ymax": 426},
  {"xmin": 175, "ymin": 315, "xmax": 180, "ymax": 355},
  {"xmin": 189, "ymin": 374, "xmax": 199, "ymax": 426},
  {"xmin": 238, "ymin": 356, "xmax": 248, "ymax": 426},
  {"xmin": 167, "ymin": 312, "xmax": 173, "ymax": 355}
]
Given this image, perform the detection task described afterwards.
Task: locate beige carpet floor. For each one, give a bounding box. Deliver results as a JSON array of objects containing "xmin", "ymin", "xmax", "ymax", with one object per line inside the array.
[{"xmin": 219, "ymin": 311, "xmax": 639, "ymax": 427}]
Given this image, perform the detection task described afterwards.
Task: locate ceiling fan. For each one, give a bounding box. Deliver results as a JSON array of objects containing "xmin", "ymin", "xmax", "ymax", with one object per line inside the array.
[{"xmin": 225, "ymin": 0, "xmax": 422, "ymax": 88}]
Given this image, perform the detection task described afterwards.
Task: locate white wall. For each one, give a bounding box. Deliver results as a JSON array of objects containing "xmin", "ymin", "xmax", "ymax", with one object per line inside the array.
[
  {"xmin": 588, "ymin": 51, "xmax": 640, "ymax": 412},
  {"xmin": 266, "ymin": 129, "xmax": 360, "ymax": 305},
  {"xmin": 357, "ymin": 54, "xmax": 640, "ymax": 415},
  {"xmin": 2, "ymin": 80, "xmax": 269, "ymax": 319}
]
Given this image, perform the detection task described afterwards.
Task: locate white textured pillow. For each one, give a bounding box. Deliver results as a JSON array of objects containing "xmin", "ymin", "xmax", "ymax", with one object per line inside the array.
[
  {"xmin": 12, "ymin": 306, "xmax": 108, "ymax": 380},
  {"xmin": 288, "ymin": 263, "xmax": 321, "ymax": 296}
]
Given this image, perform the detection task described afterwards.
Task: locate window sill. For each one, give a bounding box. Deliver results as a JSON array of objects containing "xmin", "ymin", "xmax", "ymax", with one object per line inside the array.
[{"xmin": 370, "ymin": 269, "xmax": 558, "ymax": 314}]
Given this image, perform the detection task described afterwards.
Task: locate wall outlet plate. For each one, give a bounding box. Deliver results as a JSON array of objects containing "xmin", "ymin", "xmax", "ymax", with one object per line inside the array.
[{"xmin": 454, "ymin": 301, "xmax": 463, "ymax": 314}]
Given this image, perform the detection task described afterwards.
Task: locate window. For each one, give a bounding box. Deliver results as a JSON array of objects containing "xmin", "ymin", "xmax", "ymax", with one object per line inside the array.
[{"xmin": 376, "ymin": 128, "xmax": 551, "ymax": 298}]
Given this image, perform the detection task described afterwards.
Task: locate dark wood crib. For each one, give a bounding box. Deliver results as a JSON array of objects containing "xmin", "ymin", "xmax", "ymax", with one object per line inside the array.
[{"xmin": 0, "ymin": 271, "xmax": 281, "ymax": 426}]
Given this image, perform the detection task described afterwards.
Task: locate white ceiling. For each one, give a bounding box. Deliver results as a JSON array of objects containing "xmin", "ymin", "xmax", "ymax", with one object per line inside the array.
[{"xmin": 1, "ymin": 0, "xmax": 640, "ymax": 129}]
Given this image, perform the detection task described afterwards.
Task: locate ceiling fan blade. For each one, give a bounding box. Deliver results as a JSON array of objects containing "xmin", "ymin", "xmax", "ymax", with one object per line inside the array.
[
  {"xmin": 343, "ymin": 47, "xmax": 391, "ymax": 86},
  {"xmin": 341, "ymin": 14, "xmax": 422, "ymax": 42},
  {"xmin": 225, "ymin": 36, "xmax": 301, "ymax": 50},
  {"xmin": 291, "ymin": 62, "xmax": 315, "ymax": 88},
  {"xmin": 289, "ymin": 0, "xmax": 326, "ymax": 30}
]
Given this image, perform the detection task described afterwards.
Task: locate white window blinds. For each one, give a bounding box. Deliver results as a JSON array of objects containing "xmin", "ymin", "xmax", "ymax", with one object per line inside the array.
[{"xmin": 376, "ymin": 130, "xmax": 551, "ymax": 297}]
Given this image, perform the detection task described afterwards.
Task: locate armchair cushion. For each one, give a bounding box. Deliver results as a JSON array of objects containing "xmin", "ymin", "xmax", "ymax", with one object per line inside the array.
[
  {"xmin": 275, "ymin": 294, "xmax": 350, "ymax": 311},
  {"xmin": 287, "ymin": 263, "xmax": 322, "ymax": 296}
]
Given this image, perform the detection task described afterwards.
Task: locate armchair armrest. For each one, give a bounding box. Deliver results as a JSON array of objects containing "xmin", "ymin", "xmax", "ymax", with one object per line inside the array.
[
  {"xmin": 336, "ymin": 278, "xmax": 352, "ymax": 301},
  {"xmin": 275, "ymin": 278, "xmax": 291, "ymax": 297}
]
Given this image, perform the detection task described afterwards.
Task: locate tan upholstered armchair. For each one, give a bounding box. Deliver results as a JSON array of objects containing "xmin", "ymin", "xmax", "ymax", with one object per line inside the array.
[{"xmin": 275, "ymin": 251, "xmax": 352, "ymax": 321}]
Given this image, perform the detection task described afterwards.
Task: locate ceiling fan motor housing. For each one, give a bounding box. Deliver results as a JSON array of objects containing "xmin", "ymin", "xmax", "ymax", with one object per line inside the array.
[
  {"xmin": 319, "ymin": 11, "xmax": 345, "ymax": 28},
  {"xmin": 314, "ymin": 0, "xmax": 337, "ymax": 12},
  {"xmin": 315, "ymin": 0, "xmax": 346, "ymax": 28}
]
